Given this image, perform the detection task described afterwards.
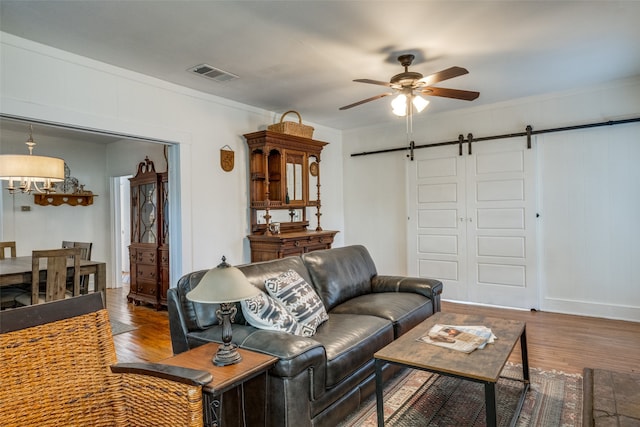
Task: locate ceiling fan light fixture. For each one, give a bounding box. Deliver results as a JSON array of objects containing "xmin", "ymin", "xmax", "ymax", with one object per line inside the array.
[
  {"xmin": 413, "ymin": 95, "xmax": 429, "ymax": 113},
  {"xmin": 391, "ymin": 94, "xmax": 407, "ymax": 116},
  {"xmin": 340, "ymin": 54, "xmax": 479, "ymax": 117}
]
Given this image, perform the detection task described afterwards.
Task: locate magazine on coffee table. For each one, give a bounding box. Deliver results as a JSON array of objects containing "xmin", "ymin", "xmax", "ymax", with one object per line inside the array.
[{"xmin": 417, "ymin": 324, "xmax": 496, "ymax": 353}]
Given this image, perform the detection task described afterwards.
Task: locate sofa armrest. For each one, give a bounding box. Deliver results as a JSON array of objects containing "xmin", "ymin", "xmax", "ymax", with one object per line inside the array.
[
  {"xmin": 371, "ymin": 275, "xmax": 443, "ymax": 312},
  {"xmin": 239, "ymin": 329, "xmax": 327, "ymax": 400},
  {"xmin": 167, "ymin": 288, "xmax": 191, "ymax": 354},
  {"xmin": 240, "ymin": 329, "xmax": 325, "ymax": 375}
]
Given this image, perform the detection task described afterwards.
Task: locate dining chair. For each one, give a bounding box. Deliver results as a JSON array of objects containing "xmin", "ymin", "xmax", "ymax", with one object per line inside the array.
[
  {"xmin": 62, "ymin": 240, "xmax": 93, "ymax": 293},
  {"xmin": 0, "ymin": 241, "xmax": 29, "ymax": 309},
  {"xmin": 0, "ymin": 293, "xmax": 211, "ymax": 426},
  {"xmin": 15, "ymin": 248, "xmax": 81, "ymax": 306},
  {"xmin": 0, "ymin": 241, "xmax": 17, "ymax": 260}
]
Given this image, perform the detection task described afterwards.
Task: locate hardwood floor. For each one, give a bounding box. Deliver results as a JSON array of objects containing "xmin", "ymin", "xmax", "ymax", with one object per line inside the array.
[
  {"xmin": 107, "ymin": 286, "xmax": 174, "ymax": 363},
  {"xmin": 106, "ymin": 286, "xmax": 640, "ymax": 375}
]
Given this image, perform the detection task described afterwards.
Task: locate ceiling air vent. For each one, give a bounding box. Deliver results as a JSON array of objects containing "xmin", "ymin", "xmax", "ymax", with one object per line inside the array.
[{"xmin": 188, "ymin": 64, "xmax": 239, "ymax": 82}]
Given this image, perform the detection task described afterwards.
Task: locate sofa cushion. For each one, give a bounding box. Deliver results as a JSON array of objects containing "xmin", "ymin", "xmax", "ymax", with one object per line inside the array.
[
  {"xmin": 241, "ymin": 290, "xmax": 310, "ymax": 336},
  {"xmin": 265, "ymin": 269, "xmax": 329, "ymax": 336},
  {"xmin": 311, "ymin": 313, "xmax": 394, "ymax": 388},
  {"xmin": 331, "ymin": 292, "xmax": 434, "ymax": 338},
  {"xmin": 302, "ymin": 245, "xmax": 378, "ymax": 311}
]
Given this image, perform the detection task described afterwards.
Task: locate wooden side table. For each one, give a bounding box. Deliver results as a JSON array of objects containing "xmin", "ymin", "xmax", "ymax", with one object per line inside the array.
[{"xmin": 161, "ymin": 343, "xmax": 278, "ymax": 427}]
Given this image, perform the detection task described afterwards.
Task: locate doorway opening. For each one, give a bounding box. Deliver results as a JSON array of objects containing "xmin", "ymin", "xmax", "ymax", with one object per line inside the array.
[{"xmin": 111, "ymin": 175, "xmax": 132, "ymax": 288}]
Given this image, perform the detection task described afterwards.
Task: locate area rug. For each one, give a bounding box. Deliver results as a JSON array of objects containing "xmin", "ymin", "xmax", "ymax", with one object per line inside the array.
[
  {"xmin": 339, "ymin": 363, "xmax": 582, "ymax": 427},
  {"xmin": 110, "ymin": 319, "xmax": 137, "ymax": 335}
]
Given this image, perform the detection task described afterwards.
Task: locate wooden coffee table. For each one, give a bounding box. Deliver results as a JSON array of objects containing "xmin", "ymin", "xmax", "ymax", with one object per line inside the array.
[{"xmin": 374, "ymin": 312, "xmax": 529, "ymax": 427}]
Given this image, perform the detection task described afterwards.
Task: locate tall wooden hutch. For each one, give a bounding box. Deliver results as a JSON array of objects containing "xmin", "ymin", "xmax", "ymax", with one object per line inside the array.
[
  {"xmin": 244, "ymin": 130, "xmax": 338, "ymax": 262},
  {"xmin": 127, "ymin": 157, "xmax": 170, "ymax": 309}
]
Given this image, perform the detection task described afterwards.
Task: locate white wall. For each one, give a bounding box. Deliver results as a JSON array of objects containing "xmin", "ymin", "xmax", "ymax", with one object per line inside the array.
[
  {"xmin": 0, "ymin": 33, "xmax": 345, "ymax": 285},
  {"xmin": 342, "ymin": 77, "xmax": 640, "ymax": 321}
]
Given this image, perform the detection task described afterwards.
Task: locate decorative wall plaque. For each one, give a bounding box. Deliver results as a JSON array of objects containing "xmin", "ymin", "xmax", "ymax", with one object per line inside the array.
[{"xmin": 220, "ymin": 145, "xmax": 234, "ymax": 172}]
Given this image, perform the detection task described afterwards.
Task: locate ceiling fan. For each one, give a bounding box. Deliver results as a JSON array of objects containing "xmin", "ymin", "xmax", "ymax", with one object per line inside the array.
[{"xmin": 339, "ymin": 54, "xmax": 480, "ymax": 115}]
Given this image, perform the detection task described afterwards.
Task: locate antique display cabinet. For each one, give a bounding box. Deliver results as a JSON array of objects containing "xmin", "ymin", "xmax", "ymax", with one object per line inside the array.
[
  {"xmin": 128, "ymin": 157, "xmax": 170, "ymax": 308},
  {"xmin": 244, "ymin": 130, "xmax": 338, "ymax": 262}
]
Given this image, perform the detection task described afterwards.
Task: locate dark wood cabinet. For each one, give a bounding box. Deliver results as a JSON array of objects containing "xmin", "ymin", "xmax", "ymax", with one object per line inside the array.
[
  {"xmin": 244, "ymin": 130, "xmax": 338, "ymax": 262},
  {"xmin": 247, "ymin": 229, "xmax": 338, "ymax": 263},
  {"xmin": 128, "ymin": 157, "xmax": 169, "ymax": 309}
]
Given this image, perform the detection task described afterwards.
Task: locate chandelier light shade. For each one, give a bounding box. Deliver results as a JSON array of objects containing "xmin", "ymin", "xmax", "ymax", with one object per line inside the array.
[
  {"xmin": 186, "ymin": 256, "xmax": 260, "ymax": 366},
  {"xmin": 0, "ymin": 125, "xmax": 65, "ymax": 194}
]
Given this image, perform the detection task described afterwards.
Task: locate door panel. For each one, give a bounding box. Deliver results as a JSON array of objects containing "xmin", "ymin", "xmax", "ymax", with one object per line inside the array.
[
  {"xmin": 467, "ymin": 139, "xmax": 537, "ymax": 307},
  {"xmin": 418, "ymin": 234, "xmax": 458, "ymax": 254},
  {"xmin": 408, "ymin": 139, "xmax": 538, "ymax": 309},
  {"xmin": 419, "ymin": 259, "xmax": 459, "ymax": 281},
  {"xmin": 477, "ymin": 236, "xmax": 525, "ymax": 258},
  {"xmin": 477, "ymin": 179, "xmax": 524, "ymax": 201},
  {"xmin": 477, "ymin": 208, "xmax": 525, "ymax": 229},
  {"xmin": 407, "ymin": 146, "xmax": 467, "ymax": 301}
]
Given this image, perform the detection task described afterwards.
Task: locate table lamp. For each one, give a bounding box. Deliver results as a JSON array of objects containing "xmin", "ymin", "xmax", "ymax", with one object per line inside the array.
[{"xmin": 186, "ymin": 256, "xmax": 259, "ymax": 366}]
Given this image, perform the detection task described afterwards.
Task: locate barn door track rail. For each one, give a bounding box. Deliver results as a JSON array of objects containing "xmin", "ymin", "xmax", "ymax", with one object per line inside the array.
[{"xmin": 350, "ymin": 116, "xmax": 640, "ymax": 160}]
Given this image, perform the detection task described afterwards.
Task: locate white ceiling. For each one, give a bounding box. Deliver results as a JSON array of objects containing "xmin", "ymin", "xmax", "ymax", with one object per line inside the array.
[{"xmin": 1, "ymin": 1, "xmax": 639, "ymax": 132}]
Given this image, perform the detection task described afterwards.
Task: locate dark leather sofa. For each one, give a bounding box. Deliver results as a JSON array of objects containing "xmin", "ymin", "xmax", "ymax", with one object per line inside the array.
[{"xmin": 168, "ymin": 245, "xmax": 443, "ymax": 427}]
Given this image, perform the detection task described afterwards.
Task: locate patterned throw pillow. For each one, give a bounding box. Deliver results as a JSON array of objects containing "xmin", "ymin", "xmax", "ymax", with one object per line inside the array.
[
  {"xmin": 241, "ymin": 290, "xmax": 310, "ymax": 336},
  {"xmin": 265, "ymin": 269, "xmax": 329, "ymax": 336}
]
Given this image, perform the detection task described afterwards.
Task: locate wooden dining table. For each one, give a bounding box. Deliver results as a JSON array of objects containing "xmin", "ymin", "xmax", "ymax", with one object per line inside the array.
[{"xmin": 0, "ymin": 256, "xmax": 107, "ymax": 300}]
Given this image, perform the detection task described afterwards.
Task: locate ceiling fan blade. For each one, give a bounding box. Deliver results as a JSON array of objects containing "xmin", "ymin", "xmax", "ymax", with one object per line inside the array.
[
  {"xmin": 353, "ymin": 78, "xmax": 392, "ymax": 87},
  {"xmin": 420, "ymin": 86, "xmax": 480, "ymax": 101},
  {"xmin": 339, "ymin": 93, "xmax": 393, "ymax": 110},
  {"xmin": 417, "ymin": 66, "xmax": 469, "ymax": 86}
]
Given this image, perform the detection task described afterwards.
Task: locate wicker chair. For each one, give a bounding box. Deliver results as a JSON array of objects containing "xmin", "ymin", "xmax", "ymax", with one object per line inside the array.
[{"xmin": 0, "ymin": 293, "xmax": 211, "ymax": 427}]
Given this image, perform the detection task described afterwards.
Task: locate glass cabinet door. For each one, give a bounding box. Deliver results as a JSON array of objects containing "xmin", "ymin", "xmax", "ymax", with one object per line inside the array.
[
  {"xmin": 139, "ymin": 182, "xmax": 158, "ymax": 244},
  {"xmin": 285, "ymin": 152, "xmax": 305, "ymax": 204}
]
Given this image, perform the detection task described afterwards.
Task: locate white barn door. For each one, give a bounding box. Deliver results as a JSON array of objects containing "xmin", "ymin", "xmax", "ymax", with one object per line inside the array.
[{"xmin": 407, "ymin": 138, "xmax": 538, "ymax": 309}]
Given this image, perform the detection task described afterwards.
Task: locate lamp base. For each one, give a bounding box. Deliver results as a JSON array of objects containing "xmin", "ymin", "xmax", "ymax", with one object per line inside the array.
[{"xmin": 213, "ymin": 342, "xmax": 242, "ymax": 366}]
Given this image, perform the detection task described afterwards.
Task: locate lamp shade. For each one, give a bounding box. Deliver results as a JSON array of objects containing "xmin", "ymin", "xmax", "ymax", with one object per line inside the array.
[
  {"xmin": 0, "ymin": 154, "xmax": 65, "ymax": 181},
  {"xmin": 186, "ymin": 259, "xmax": 259, "ymax": 304}
]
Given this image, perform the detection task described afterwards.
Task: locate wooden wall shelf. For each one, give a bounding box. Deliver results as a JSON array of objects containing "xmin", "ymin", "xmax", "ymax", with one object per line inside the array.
[{"xmin": 33, "ymin": 193, "xmax": 97, "ymax": 206}]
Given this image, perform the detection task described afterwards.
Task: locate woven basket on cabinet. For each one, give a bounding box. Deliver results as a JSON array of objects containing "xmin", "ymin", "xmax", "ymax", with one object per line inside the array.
[{"xmin": 267, "ymin": 110, "xmax": 314, "ymax": 138}]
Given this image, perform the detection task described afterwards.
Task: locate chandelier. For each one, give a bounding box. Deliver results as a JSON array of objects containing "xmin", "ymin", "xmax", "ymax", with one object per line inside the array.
[{"xmin": 0, "ymin": 125, "xmax": 65, "ymax": 194}]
